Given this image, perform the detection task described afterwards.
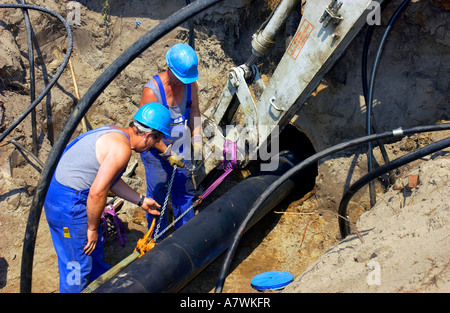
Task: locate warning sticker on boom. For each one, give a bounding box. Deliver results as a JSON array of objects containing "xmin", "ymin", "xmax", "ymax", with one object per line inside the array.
[{"xmin": 287, "ymin": 19, "xmax": 314, "ymax": 60}]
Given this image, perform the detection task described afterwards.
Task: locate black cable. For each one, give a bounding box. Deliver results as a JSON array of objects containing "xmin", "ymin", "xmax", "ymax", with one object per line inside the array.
[
  {"xmin": 6, "ymin": 138, "xmax": 44, "ymax": 171},
  {"xmin": 362, "ymin": 1, "xmax": 391, "ymax": 123},
  {"xmin": 365, "ymin": 0, "xmax": 411, "ymax": 206},
  {"xmin": 20, "ymin": 0, "xmax": 223, "ymax": 293},
  {"xmin": 362, "ymin": 17, "xmax": 391, "ymax": 177},
  {"xmin": 363, "ymin": 23, "xmax": 379, "ymax": 208},
  {"xmin": 0, "ymin": 3, "xmax": 73, "ymax": 144},
  {"xmin": 362, "ymin": 25, "xmax": 374, "ymax": 115},
  {"xmin": 19, "ymin": 0, "xmax": 38, "ymax": 154},
  {"xmin": 339, "ymin": 136, "xmax": 450, "ymax": 239},
  {"xmin": 214, "ymin": 123, "xmax": 450, "ymax": 292}
]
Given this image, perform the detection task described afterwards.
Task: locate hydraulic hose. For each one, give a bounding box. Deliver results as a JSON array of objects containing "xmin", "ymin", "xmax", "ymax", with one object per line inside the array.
[
  {"xmin": 215, "ymin": 123, "xmax": 450, "ymax": 292},
  {"xmin": 0, "ymin": 3, "xmax": 73, "ymax": 144},
  {"xmin": 365, "ymin": 0, "xmax": 410, "ymax": 206},
  {"xmin": 20, "ymin": 0, "xmax": 223, "ymax": 293},
  {"xmin": 338, "ymin": 136, "xmax": 450, "ymax": 239}
]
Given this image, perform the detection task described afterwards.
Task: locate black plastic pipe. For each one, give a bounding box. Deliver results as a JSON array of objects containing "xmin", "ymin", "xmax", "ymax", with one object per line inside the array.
[
  {"xmin": 365, "ymin": 0, "xmax": 411, "ymax": 206},
  {"xmin": 0, "ymin": 3, "xmax": 73, "ymax": 144},
  {"xmin": 94, "ymin": 151, "xmax": 300, "ymax": 293},
  {"xmin": 361, "ymin": 0, "xmax": 392, "ymax": 190},
  {"xmin": 338, "ymin": 136, "xmax": 450, "ymax": 239},
  {"xmin": 214, "ymin": 123, "xmax": 450, "ymax": 292},
  {"xmin": 19, "ymin": 0, "xmax": 223, "ymax": 293},
  {"xmin": 19, "ymin": 0, "xmax": 38, "ymax": 154}
]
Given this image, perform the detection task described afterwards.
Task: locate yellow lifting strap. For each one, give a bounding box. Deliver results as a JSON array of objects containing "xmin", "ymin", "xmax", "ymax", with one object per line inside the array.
[{"xmin": 134, "ymin": 217, "xmax": 157, "ymax": 258}]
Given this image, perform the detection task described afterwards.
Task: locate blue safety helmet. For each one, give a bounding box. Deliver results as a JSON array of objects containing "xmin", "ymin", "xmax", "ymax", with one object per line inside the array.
[
  {"xmin": 133, "ymin": 102, "xmax": 171, "ymax": 136},
  {"xmin": 166, "ymin": 43, "xmax": 199, "ymax": 84}
]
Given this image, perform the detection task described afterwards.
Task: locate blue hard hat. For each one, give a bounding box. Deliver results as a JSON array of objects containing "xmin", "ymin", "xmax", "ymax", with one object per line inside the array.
[
  {"xmin": 166, "ymin": 43, "xmax": 199, "ymax": 84},
  {"xmin": 133, "ymin": 102, "xmax": 171, "ymax": 136}
]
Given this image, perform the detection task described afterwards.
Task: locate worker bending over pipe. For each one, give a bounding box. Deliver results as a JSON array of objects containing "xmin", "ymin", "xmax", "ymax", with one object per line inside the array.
[{"xmin": 43, "ymin": 103, "xmax": 170, "ymax": 292}]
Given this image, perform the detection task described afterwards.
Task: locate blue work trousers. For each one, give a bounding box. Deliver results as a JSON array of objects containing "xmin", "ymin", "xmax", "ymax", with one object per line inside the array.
[
  {"xmin": 44, "ymin": 177, "xmax": 110, "ymax": 293},
  {"xmin": 141, "ymin": 150, "xmax": 195, "ymax": 239}
]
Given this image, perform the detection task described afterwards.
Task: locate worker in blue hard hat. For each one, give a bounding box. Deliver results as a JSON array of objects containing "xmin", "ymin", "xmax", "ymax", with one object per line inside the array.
[
  {"xmin": 139, "ymin": 43, "xmax": 202, "ymax": 239},
  {"xmin": 44, "ymin": 102, "xmax": 171, "ymax": 292}
]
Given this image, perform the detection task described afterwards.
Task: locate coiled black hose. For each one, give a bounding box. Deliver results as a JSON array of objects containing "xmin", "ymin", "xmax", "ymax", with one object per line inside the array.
[
  {"xmin": 19, "ymin": 0, "xmax": 223, "ymax": 293},
  {"xmin": 1, "ymin": 1, "xmax": 41, "ymax": 168},
  {"xmin": 339, "ymin": 135, "xmax": 450, "ymax": 239},
  {"xmin": 0, "ymin": 3, "xmax": 73, "ymax": 144},
  {"xmin": 215, "ymin": 123, "xmax": 450, "ymax": 292},
  {"xmin": 365, "ymin": 0, "xmax": 411, "ymax": 206}
]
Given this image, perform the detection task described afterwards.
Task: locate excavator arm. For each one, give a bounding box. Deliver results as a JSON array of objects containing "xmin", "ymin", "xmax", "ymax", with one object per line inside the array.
[{"xmin": 195, "ymin": 0, "xmax": 385, "ymax": 184}]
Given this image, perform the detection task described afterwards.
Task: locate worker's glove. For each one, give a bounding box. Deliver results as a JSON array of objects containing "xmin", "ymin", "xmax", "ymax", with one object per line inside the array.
[
  {"xmin": 192, "ymin": 134, "xmax": 203, "ymax": 162},
  {"xmin": 160, "ymin": 144, "xmax": 185, "ymax": 168},
  {"xmin": 168, "ymin": 153, "xmax": 185, "ymax": 168}
]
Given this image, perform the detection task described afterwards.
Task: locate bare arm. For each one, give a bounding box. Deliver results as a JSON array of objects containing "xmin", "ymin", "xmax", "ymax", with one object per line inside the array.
[
  {"xmin": 189, "ymin": 82, "xmax": 202, "ymax": 162},
  {"xmin": 83, "ymin": 132, "xmax": 131, "ymax": 255},
  {"xmin": 110, "ymin": 178, "xmax": 161, "ymax": 215},
  {"xmin": 189, "ymin": 82, "xmax": 201, "ymax": 137},
  {"xmin": 139, "ymin": 86, "xmax": 157, "ymax": 108}
]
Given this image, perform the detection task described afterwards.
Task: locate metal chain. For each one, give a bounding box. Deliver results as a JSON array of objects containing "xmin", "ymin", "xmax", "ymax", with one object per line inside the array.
[
  {"xmin": 153, "ymin": 199, "xmax": 199, "ymax": 241},
  {"xmin": 153, "ymin": 164, "xmax": 177, "ymax": 238},
  {"xmin": 152, "ymin": 161, "xmax": 204, "ymax": 241}
]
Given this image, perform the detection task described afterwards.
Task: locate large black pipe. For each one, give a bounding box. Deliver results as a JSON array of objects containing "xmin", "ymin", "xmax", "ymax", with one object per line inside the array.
[{"xmin": 95, "ymin": 151, "xmax": 300, "ymax": 293}]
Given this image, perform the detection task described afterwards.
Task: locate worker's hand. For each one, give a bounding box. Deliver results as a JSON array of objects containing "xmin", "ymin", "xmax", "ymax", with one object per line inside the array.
[
  {"xmin": 84, "ymin": 228, "xmax": 98, "ymax": 255},
  {"xmin": 141, "ymin": 197, "xmax": 161, "ymax": 216},
  {"xmin": 159, "ymin": 145, "xmax": 185, "ymax": 168},
  {"xmin": 168, "ymin": 152, "xmax": 185, "ymax": 168}
]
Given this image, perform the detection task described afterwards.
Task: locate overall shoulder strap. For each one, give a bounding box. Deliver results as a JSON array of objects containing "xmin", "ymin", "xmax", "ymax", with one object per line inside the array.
[
  {"xmin": 182, "ymin": 83, "xmax": 192, "ymax": 122},
  {"xmin": 153, "ymin": 75, "xmax": 168, "ymax": 107},
  {"xmin": 186, "ymin": 83, "xmax": 192, "ymax": 108}
]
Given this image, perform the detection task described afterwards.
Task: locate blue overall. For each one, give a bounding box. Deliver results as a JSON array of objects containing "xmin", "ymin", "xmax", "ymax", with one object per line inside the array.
[
  {"xmin": 141, "ymin": 75, "xmax": 195, "ymax": 238},
  {"xmin": 44, "ymin": 126, "xmax": 128, "ymax": 292}
]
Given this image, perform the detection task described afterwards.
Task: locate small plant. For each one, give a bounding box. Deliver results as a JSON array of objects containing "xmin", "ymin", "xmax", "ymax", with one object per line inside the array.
[{"xmin": 101, "ymin": 0, "xmax": 110, "ymax": 22}]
